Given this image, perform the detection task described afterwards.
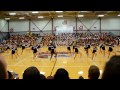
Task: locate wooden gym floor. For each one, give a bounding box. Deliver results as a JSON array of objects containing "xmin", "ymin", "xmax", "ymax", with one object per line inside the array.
[{"xmin": 1, "ymin": 46, "xmax": 120, "ymax": 79}]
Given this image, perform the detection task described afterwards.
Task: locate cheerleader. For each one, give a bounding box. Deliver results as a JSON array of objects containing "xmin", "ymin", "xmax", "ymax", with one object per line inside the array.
[
  {"xmin": 73, "ymin": 45, "xmax": 82, "ymax": 60},
  {"xmin": 101, "ymin": 43, "xmax": 106, "ymax": 56},
  {"xmin": 72, "ymin": 40, "xmax": 76, "ymax": 52},
  {"xmin": 11, "ymin": 45, "xmax": 17, "ymax": 59},
  {"xmin": 108, "ymin": 44, "xmax": 116, "ymax": 58},
  {"xmin": 5, "ymin": 44, "xmax": 10, "ymax": 53},
  {"xmin": 32, "ymin": 46, "xmax": 38, "ymax": 60},
  {"xmin": 92, "ymin": 45, "xmax": 97, "ymax": 60},
  {"xmin": 84, "ymin": 43, "xmax": 89, "ymax": 57},
  {"xmin": 99, "ymin": 43, "xmax": 103, "ymax": 54},
  {"xmin": 67, "ymin": 39, "xmax": 72, "ymax": 55},
  {"xmin": 21, "ymin": 42, "xmax": 26, "ymax": 54},
  {"xmin": 50, "ymin": 44, "xmax": 57, "ymax": 61},
  {"xmin": 15, "ymin": 44, "xmax": 19, "ymax": 57}
]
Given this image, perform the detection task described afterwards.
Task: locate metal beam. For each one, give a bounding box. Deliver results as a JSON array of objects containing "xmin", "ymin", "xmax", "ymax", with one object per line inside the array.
[
  {"xmin": 99, "ymin": 17, "xmax": 101, "ymax": 33},
  {"xmin": 52, "ymin": 18, "xmax": 53, "ymax": 34},
  {"xmin": 76, "ymin": 17, "xmax": 77, "ymax": 34},
  {"xmin": 8, "ymin": 20, "xmax": 10, "ymax": 38},
  {"xmin": 29, "ymin": 19, "xmax": 31, "ymax": 35}
]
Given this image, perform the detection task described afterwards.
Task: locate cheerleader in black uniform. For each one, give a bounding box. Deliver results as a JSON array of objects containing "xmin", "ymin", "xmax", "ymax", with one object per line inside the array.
[
  {"xmin": 87, "ymin": 43, "xmax": 91, "ymax": 53},
  {"xmin": 11, "ymin": 45, "xmax": 17, "ymax": 59},
  {"xmin": 50, "ymin": 44, "xmax": 57, "ymax": 61},
  {"xmin": 84, "ymin": 44, "xmax": 89, "ymax": 57},
  {"xmin": 67, "ymin": 39, "xmax": 72, "ymax": 55},
  {"xmin": 101, "ymin": 43, "xmax": 106, "ymax": 56},
  {"xmin": 74, "ymin": 45, "xmax": 82, "ymax": 60},
  {"xmin": 108, "ymin": 44, "xmax": 116, "ymax": 58},
  {"xmin": 99, "ymin": 43, "xmax": 103, "ymax": 54},
  {"xmin": 72, "ymin": 40, "xmax": 76, "ymax": 52},
  {"xmin": 92, "ymin": 45, "xmax": 97, "ymax": 60},
  {"xmin": 15, "ymin": 44, "xmax": 19, "ymax": 57},
  {"xmin": 5, "ymin": 44, "xmax": 10, "ymax": 53},
  {"xmin": 21, "ymin": 42, "xmax": 26, "ymax": 54},
  {"xmin": 32, "ymin": 46, "xmax": 38, "ymax": 60}
]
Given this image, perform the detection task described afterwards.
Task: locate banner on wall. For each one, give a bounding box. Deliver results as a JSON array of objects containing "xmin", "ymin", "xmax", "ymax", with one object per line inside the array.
[{"xmin": 56, "ymin": 25, "xmax": 73, "ymax": 35}]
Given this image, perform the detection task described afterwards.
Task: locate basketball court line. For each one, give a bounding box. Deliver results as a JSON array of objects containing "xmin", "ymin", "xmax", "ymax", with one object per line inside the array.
[{"xmin": 14, "ymin": 55, "xmax": 33, "ymax": 66}]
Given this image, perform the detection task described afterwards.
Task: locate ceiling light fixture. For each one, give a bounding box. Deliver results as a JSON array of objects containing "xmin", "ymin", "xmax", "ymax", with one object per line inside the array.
[
  {"xmin": 5, "ymin": 18, "xmax": 10, "ymax": 20},
  {"xmin": 58, "ymin": 15, "xmax": 63, "ymax": 17},
  {"xmin": 78, "ymin": 15, "xmax": 84, "ymax": 17},
  {"xmin": 19, "ymin": 17, "xmax": 24, "ymax": 19},
  {"xmin": 38, "ymin": 16, "xmax": 44, "ymax": 18},
  {"xmin": 32, "ymin": 11, "xmax": 39, "ymax": 14},
  {"xmin": 56, "ymin": 11, "xmax": 63, "ymax": 13},
  {"xmin": 9, "ymin": 13, "xmax": 16, "ymax": 15},
  {"xmin": 98, "ymin": 15, "xmax": 104, "ymax": 17}
]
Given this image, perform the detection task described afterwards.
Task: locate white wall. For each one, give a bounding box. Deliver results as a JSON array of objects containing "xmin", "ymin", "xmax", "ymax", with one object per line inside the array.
[
  {"xmin": 54, "ymin": 18, "xmax": 76, "ymax": 29},
  {"xmin": 0, "ymin": 19, "xmax": 8, "ymax": 32},
  {"xmin": 77, "ymin": 17, "xmax": 100, "ymax": 30},
  {"xmin": 7, "ymin": 17, "xmax": 120, "ymax": 35},
  {"xmin": 9, "ymin": 20, "xmax": 29, "ymax": 32},
  {"xmin": 31, "ymin": 19, "xmax": 52, "ymax": 32},
  {"xmin": 101, "ymin": 17, "xmax": 120, "ymax": 30}
]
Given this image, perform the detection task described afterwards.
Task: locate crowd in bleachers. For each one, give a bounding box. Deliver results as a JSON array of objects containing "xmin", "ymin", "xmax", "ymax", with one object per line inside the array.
[{"xmin": 0, "ymin": 54, "xmax": 120, "ymax": 79}]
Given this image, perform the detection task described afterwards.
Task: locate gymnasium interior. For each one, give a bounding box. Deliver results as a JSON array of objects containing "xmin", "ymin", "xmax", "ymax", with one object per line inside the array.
[{"xmin": 0, "ymin": 11, "xmax": 120, "ymax": 79}]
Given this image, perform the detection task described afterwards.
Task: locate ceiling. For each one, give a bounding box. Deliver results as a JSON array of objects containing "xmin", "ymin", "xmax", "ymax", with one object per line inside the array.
[{"xmin": 0, "ymin": 11, "xmax": 120, "ymax": 20}]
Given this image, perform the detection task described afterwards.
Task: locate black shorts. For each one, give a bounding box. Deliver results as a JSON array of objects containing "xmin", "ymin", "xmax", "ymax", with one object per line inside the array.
[
  {"xmin": 31, "ymin": 47, "xmax": 34, "ymax": 50},
  {"xmin": 54, "ymin": 46, "xmax": 56, "ymax": 48},
  {"xmin": 48, "ymin": 47, "xmax": 51, "ymax": 51},
  {"xmin": 84, "ymin": 47, "xmax": 88, "ymax": 50},
  {"xmin": 12, "ymin": 50, "xmax": 15, "ymax": 54},
  {"xmin": 102, "ymin": 47, "xmax": 105, "ymax": 50},
  {"xmin": 37, "ymin": 46, "xmax": 40, "ymax": 49},
  {"xmin": 67, "ymin": 47, "xmax": 71, "ymax": 51},
  {"xmin": 92, "ymin": 50, "xmax": 96, "ymax": 53},
  {"xmin": 88, "ymin": 45, "xmax": 90, "ymax": 49},
  {"xmin": 109, "ymin": 47, "xmax": 113, "ymax": 52},
  {"xmin": 51, "ymin": 49, "xmax": 54, "ymax": 54},
  {"xmin": 6, "ymin": 47, "xmax": 10, "ymax": 50},
  {"xmin": 100, "ymin": 46, "xmax": 102, "ymax": 49},
  {"xmin": 22, "ymin": 46, "xmax": 25, "ymax": 50},
  {"xmin": 75, "ymin": 48, "xmax": 78, "ymax": 53},
  {"xmin": 33, "ymin": 49, "xmax": 37, "ymax": 53}
]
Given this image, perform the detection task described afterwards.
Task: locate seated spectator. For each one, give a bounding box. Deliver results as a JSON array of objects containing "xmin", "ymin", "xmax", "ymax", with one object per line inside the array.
[
  {"xmin": 102, "ymin": 56, "xmax": 120, "ymax": 79},
  {"xmin": 23, "ymin": 66, "xmax": 41, "ymax": 80},
  {"xmin": 54, "ymin": 68, "xmax": 69, "ymax": 79},
  {"xmin": 47, "ymin": 76, "xmax": 54, "ymax": 79},
  {"xmin": 0, "ymin": 55, "xmax": 8, "ymax": 79},
  {"xmin": 40, "ymin": 74, "xmax": 46, "ymax": 79},
  {"xmin": 79, "ymin": 76, "xmax": 84, "ymax": 79},
  {"xmin": 88, "ymin": 65, "xmax": 100, "ymax": 79},
  {"xmin": 7, "ymin": 71, "xmax": 14, "ymax": 79}
]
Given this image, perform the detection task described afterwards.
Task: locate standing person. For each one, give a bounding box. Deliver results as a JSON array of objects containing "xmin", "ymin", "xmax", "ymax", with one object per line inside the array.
[
  {"xmin": 92, "ymin": 45, "xmax": 97, "ymax": 60},
  {"xmin": 21, "ymin": 42, "xmax": 26, "ymax": 54},
  {"xmin": 11, "ymin": 45, "xmax": 17, "ymax": 60},
  {"xmin": 84, "ymin": 43, "xmax": 89, "ymax": 57},
  {"xmin": 50, "ymin": 44, "xmax": 57, "ymax": 61},
  {"xmin": 73, "ymin": 45, "xmax": 82, "ymax": 61},
  {"xmin": 5, "ymin": 43, "xmax": 10, "ymax": 53},
  {"xmin": 67, "ymin": 39, "xmax": 72, "ymax": 55},
  {"xmin": 108, "ymin": 44, "xmax": 116, "ymax": 58},
  {"xmin": 32, "ymin": 45, "xmax": 38, "ymax": 60}
]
